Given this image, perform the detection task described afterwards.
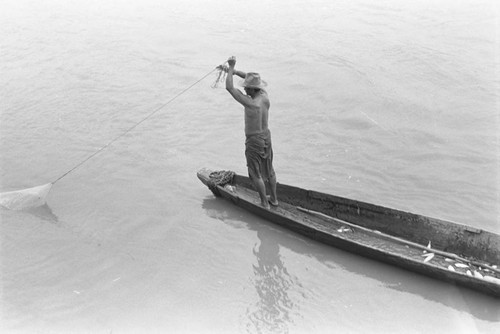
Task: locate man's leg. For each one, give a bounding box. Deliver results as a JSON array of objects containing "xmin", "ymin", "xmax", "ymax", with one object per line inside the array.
[
  {"xmin": 268, "ymin": 173, "xmax": 278, "ymax": 206},
  {"xmin": 249, "ymin": 168, "xmax": 270, "ymax": 209}
]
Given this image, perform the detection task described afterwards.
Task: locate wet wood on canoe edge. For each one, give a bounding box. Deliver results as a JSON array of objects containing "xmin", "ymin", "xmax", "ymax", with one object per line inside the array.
[{"xmin": 197, "ymin": 168, "xmax": 500, "ymax": 298}]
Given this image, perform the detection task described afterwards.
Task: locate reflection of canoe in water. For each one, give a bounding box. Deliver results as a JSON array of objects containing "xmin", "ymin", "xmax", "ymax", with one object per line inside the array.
[{"xmin": 197, "ymin": 168, "xmax": 500, "ymax": 298}]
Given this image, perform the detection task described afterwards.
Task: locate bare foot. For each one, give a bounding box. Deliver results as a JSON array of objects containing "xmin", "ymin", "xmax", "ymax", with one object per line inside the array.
[{"xmin": 267, "ymin": 196, "xmax": 279, "ymax": 207}]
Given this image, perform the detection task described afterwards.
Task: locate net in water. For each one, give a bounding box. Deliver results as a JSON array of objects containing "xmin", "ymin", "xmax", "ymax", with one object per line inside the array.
[{"xmin": 0, "ymin": 183, "xmax": 53, "ymax": 210}]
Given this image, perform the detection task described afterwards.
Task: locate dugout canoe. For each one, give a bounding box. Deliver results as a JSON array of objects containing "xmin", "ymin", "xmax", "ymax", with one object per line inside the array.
[{"xmin": 197, "ymin": 168, "xmax": 500, "ymax": 297}]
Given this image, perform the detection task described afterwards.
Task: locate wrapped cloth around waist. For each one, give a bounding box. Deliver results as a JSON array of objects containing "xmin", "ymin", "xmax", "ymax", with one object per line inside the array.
[
  {"xmin": 245, "ymin": 129, "xmax": 274, "ymax": 180},
  {"xmin": 245, "ymin": 129, "xmax": 272, "ymax": 153}
]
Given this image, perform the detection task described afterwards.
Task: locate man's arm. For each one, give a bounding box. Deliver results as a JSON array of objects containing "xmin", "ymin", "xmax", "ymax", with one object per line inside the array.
[
  {"xmin": 226, "ymin": 57, "xmax": 253, "ymax": 107},
  {"xmin": 233, "ymin": 69, "xmax": 246, "ymax": 78},
  {"xmin": 216, "ymin": 65, "xmax": 245, "ymax": 78}
]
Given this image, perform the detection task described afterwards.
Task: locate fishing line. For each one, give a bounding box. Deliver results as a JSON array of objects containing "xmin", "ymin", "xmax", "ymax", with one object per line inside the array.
[
  {"xmin": 1, "ymin": 65, "xmax": 222, "ymax": 210},
  {"xmin": 52, "ymin": 67, "xmax": 218, "ymax": 184}
]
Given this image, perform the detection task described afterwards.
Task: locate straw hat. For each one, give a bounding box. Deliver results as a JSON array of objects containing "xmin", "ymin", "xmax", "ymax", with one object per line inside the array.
[{"xmin": 240, "ymin": 72, "xmax": 267, "ymax": 89}]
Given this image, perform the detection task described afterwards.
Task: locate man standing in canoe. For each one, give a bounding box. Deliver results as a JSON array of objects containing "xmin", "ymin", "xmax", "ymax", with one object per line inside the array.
[{"xmin": 222, "ymin": 56, "xmax": 278, "ymax": 209}]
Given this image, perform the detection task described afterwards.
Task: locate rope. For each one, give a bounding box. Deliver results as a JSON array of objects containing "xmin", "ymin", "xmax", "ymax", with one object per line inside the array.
[
  {"xmin": 211, "ymin": 62, "xmax": 228, "ymax": 88},
  {"xmin": 207, "ymin": 170, "xmax": 235, "ymax": 196},
  {"xmin": 51, "ymin": 67, "xmax": 218, "ymax": 184}
]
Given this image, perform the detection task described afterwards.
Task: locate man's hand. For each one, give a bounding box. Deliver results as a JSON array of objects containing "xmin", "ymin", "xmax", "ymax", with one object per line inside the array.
[{"xmin": 227, "ymin": 56, "xmax": 236, "ymax": 68}]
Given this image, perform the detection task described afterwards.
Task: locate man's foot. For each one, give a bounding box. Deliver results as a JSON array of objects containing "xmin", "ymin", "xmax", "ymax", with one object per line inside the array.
[
  {"xmin": 267, "ymin": 196, "xmax": 279, "ymax": 207},
  {"xmin": 260, "ymin": 201, "xmax": 271, "ymax": 209}
]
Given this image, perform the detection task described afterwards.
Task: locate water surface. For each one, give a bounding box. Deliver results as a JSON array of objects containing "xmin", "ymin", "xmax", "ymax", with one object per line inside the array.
[{"xmin": 1, "ymin": 0, "xmax": 499, "ymax": 333}]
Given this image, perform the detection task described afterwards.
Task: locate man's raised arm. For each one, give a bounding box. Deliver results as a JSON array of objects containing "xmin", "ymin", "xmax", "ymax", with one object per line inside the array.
[
  {"xmin": 225, "ymin": 57, "xmax": 250, "ymax": 106},
  {"xmin": 233, "ymin": 69, "xmax": 246, "ymax": 78}
]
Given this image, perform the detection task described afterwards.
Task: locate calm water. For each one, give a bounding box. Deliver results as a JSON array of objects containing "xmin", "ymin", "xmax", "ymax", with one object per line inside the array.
[{"xmin": 1, "ymin": 0, "xmax": 499, "ymax": 333}]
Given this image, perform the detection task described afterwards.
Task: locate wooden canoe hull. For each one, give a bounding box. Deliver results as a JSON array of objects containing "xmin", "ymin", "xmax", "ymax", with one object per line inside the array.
[{"xmin": 197, "ymin": 168, "xmax": 500, "ymax": 298}]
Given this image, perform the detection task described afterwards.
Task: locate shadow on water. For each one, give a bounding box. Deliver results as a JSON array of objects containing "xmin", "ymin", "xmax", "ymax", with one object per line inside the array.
[
  {"xmin": 25, "ymin": 204, "xmax": 59, "ymax": 223},
  {"xmin": 201, "ymin": 197, "xmax": 500, "ymax": 324},
  {"xmin": 7, "ymin": 204, "xmax": 135, "ymax": 260}
]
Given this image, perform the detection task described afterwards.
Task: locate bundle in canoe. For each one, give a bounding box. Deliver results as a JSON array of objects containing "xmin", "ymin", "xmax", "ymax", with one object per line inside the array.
[{"xmin": 197, "ymin": 168, "xmax": 500, "ymax": 298}]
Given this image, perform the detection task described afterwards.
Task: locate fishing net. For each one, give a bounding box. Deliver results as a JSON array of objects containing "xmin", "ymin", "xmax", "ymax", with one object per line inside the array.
[
  {"xmin": 2, "ymin": 64, "xmax": 226, "ymax": 211},
  {"xmin": 211, "ymin": 64, "xmax": 228, "ymax": 88},
  {"xmin": 0, "ymin": 183, "xmax": 53, "ymax": 210},
  {"xmin": 207, "ymin": 170, "xmax": 235, "ymax": 196}
]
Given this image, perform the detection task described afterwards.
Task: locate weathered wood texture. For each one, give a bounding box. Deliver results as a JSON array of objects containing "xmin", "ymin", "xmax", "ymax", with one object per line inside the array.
[{"xmin": 198, "ymin": 169, "xmax": 500, "ymax": 297}]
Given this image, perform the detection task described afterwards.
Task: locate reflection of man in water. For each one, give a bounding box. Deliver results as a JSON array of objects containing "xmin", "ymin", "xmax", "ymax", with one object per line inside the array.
[{"xmin": 247, "ymin": 229, "xmax": 295, "ymax": 333}]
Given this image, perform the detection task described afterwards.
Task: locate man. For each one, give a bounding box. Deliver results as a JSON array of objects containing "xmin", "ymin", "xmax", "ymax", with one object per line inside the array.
[{"xmin": 223, "ymin": 56, "xmax": 278, "ymax": 209}]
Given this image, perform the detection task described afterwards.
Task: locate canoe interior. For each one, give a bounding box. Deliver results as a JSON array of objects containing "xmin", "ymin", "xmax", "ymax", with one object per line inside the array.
[
  {"xmin": 233, "ymin": 173, "xmax": 500, "ymax": 265},
  {"xmin": 197, "ymin": 169, "xmax": 500, "ymax": 297}
]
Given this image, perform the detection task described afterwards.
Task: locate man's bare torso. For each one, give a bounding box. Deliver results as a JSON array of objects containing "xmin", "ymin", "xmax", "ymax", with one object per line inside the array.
[{"xmin": 244, "ymin": 90, "xmax": 270, "ymax": 136}]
